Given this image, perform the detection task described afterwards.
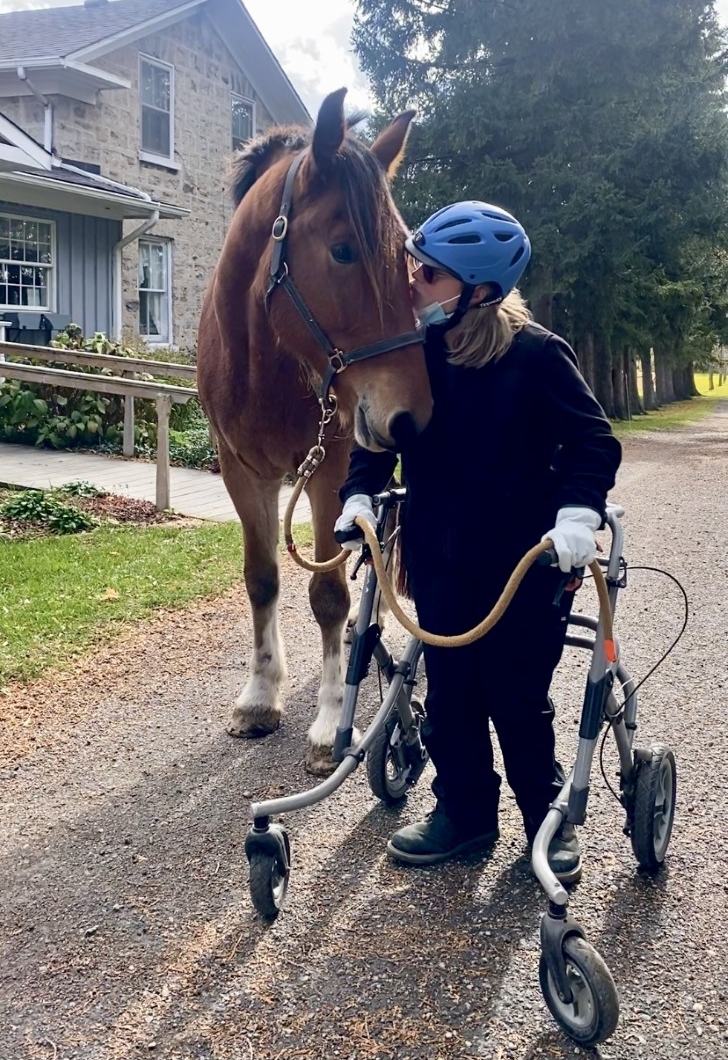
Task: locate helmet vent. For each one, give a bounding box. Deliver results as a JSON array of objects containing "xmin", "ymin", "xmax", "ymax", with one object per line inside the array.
[
  {"xmin": 434, "ymin": 217, "xmax": 472, "ymax": 231},
  {"xmin": 494, "ymin": 232, "xmax": 516, "ymax": 242},
  {"xmin": 510, "ymin": 246, "xmax": 525, "ymax": 265},
  {"xmin": 448, "ymin": 233, "xmax": 481, "ymax": 244}
]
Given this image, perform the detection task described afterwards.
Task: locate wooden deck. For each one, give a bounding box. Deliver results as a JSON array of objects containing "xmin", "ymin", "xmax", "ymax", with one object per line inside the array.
[{"xmin": 0, "ymin": 443, "xmax": 311, "ymax": 524}]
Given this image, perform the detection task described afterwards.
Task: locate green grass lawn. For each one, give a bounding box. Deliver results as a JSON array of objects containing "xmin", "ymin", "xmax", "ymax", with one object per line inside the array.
[
  {"xmin": 2, "ymin": 521, "xmax": 247, "ymax": 685},
  {"xmin": 613, "ymin": 372, "xmax": 728, "ymax": 435}
]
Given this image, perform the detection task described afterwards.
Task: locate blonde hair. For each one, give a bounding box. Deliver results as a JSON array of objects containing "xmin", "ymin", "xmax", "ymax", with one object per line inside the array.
[{"xmin": 446, "ymin": 288, "xmax": 531, "ymax": 368}]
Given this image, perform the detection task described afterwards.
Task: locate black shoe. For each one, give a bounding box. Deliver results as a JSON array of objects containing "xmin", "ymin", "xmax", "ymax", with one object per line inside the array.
[
  {"xmin": 526, "ymin": 819, "xmax": 583, "ymax": 886},
  {"xmin": 547, "ymin": 822, "xmax": 582, "ymax": 885},
  {"xmin": 387, "ymin": 804, "xmax": 499, "ymax": 866}
]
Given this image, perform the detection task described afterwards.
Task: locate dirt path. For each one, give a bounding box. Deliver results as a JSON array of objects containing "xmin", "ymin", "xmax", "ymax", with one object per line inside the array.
[{"xmin": 2, "ymin": 406, "xmax": 727, "ymax": 1060}]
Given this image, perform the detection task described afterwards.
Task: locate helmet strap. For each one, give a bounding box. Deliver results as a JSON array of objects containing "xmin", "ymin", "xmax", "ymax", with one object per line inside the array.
[{"xmin": 440, "ymin": 284, "xmax": 476, "ymax": 333}]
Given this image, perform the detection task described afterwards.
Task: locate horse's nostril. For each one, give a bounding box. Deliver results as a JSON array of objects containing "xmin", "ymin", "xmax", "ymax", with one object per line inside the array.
[{"xmin": 387, "ymin": 411, "xmax": 419, "ymax": 449}]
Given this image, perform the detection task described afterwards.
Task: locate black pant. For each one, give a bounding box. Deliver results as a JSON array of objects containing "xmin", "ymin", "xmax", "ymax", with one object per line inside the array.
[{"xmin": 412, "ymin": 560, "xmax": 574, "ymax": 838}]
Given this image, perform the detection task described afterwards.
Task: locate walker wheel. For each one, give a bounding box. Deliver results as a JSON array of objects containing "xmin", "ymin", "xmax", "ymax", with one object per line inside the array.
[
  {"xmin": 539, "ymin": 936, "xmax": 619, "ymax": 1046},
  {"xmin": 249, "ymin": 851, "xmax": 290, "ymax": 920},
  {"xmin": 630, "ymin": 745, "xmax": 676, "ymax": 872},
  {"xmin": 366, "ymin": 700, "xmax": 426, "ymax": 805}
]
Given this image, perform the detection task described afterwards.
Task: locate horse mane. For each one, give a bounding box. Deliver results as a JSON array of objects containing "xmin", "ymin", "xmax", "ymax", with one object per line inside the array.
[
  {"xmin": 230, "ymin": 126, "xmax": 309, "ymax": 206},
  {"xmin": 229, "ymin": 116, "xmax": 401, "ymax": 314}
]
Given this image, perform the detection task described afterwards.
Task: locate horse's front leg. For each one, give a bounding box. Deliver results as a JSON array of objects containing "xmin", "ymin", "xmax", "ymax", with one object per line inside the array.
[
  {"xmin": 218, "ymin": 445, "xmax": 286, "ymax": 737},
  {"xmin": 305, "ymin": 460, "xmax": 352, "ymax": 777}
]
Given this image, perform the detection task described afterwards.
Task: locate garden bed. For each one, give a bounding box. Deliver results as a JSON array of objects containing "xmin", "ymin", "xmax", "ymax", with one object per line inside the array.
[{"xmin": 0, "ymin": 482, "xmax": 183, "ymax": 540}]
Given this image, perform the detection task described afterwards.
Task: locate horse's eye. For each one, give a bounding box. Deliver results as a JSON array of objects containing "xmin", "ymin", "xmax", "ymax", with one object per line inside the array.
[{"xmin": 331, "ymin": 242, "xmax": 358, "ymax": 264}]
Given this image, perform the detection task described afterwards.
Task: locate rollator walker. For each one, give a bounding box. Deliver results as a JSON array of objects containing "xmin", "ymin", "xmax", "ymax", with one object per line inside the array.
[{"xmin": 244, "ymin": 488, "xmax": 677, "ymax": 1047}]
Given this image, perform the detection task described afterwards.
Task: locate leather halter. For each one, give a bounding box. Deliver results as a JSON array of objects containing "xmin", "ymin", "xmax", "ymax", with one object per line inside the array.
[{"xmin": 265, "ymin": 150, "xmax": 422, "ymax": 407}]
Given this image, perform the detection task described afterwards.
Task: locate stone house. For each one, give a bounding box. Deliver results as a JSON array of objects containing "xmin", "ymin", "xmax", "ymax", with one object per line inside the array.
[{"xmin": 0, "ymin": 0, "xmax": 309, "ymax": 349}]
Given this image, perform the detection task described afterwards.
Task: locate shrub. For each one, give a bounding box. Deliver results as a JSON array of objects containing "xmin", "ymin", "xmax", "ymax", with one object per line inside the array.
[
  {"xmin": 169, "ymin": 425, "xmax": 216, "ymax": 469},
  {"xmin": 0, "ymin": 489, "xmax": 97, "ymax": 534},
  {"xmin": 57, "ymin": 480, "xmax": 107, "ymax": 498}
]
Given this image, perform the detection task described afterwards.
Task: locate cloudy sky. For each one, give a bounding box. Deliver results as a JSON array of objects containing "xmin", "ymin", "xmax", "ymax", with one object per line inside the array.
[
  {"xmin": 0, "ymin": 0, "xmax": 370, "ymax": 115},
  {"xmin": 0, "ymin": 0, "xmax": 727, "ymax": 117}
]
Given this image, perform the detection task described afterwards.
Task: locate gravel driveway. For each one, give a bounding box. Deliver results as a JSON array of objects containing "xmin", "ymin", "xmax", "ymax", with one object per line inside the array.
[{"xmin": 2, "ymin": 404, "xmax": 727, "ymax": 1060}]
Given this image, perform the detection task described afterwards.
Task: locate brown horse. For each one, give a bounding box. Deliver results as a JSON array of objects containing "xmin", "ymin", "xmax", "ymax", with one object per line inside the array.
[{"xmin": 197, "ymin": 88, "xmax": 433, "ymax": 775}]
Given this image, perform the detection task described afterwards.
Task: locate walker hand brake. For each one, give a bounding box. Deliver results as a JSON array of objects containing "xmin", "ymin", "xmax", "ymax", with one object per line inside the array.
[
  {"xmin": 350, "ymin": 548, "xmax": 369, "ymax": 580},
  {"xmin": 537, "ymin": 549, "xmax": 584, "ymax": 604}
]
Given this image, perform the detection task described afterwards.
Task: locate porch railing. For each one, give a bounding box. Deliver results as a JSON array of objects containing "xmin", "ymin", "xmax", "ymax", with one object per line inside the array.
[{"xmin": 0, "ymin": 340, "xmax": 199, "ymax": 511}]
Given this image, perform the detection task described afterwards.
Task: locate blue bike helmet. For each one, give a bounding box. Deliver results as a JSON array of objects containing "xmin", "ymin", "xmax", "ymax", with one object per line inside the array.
[{"xmin": 406, "ymin": 201, "xmax": 531, "ymax": 303}]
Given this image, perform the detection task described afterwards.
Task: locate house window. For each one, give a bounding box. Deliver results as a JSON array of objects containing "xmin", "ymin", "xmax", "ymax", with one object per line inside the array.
[
  {"xmin": 138, "ymin": 239, "xmax": 171, "ymax": 344},
  {"xmin": 140, "ymin": 55, "xmax": 174, "ymax": 163},
  {"xmin": 232, "ymin": 94, "xmax": 255, "ymax": 150},
  {"xmin": 0, "ymin": 214, "xmax": 54, "ymax": 310}
]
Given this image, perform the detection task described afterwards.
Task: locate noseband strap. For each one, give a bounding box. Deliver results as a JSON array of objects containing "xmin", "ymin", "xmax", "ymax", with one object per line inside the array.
[{"xmin": 265, "ymin": 150, "xmax": 422, "ymax": 406}]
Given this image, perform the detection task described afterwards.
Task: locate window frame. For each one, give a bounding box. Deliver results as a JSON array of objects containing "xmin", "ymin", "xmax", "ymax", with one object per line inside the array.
[
  {"xmin": 139, "ymin": 53, "xmax": 175, "ymax": 167},
  {"xmin": 138, "ymin": 236, "xmax": 173, "ymax": 346},
  {"xmin": 231, "ymin": 92, "xmax": 256, "ymax": 151},
  {"xmin": 0, "ymin": 212, "xmax": 56, "ymax": 313}
]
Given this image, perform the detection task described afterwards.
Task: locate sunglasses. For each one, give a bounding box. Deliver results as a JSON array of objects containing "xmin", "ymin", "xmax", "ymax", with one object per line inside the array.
[{"xmin": 411, "ymin": 260, "xmax": 446, "ymax": 285}]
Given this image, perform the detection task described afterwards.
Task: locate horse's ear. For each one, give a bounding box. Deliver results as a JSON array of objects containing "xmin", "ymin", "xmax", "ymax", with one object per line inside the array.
[
  {"xmin": 312, "ymin": 87, "xmax": 348, "ymax": 173},
  {"xmin": 370, "ymin": 110, "xmax": 417, "ymax": 180}
]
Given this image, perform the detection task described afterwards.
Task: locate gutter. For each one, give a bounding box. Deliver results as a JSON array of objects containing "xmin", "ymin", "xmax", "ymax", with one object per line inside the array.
[
  {"xmin": 113, "ymin": 206, "xmax": 160, "ymax": 342},
  {"xmin": 59, "ymin": 162, "xmax": 161, "ymax": 341},
  {"xmin": 113, "ymin": 212, "xmax": 160, "ymax": 342},
  {"xmin": 0, "ymin": 168, "xmax": 186, "ymax": 218}
]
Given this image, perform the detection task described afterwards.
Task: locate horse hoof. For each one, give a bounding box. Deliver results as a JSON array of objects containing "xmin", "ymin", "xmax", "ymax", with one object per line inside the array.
[
  {"xmin": 304, "ymin": 743, "xmax": 337, "ymax": 777},
  {"xmin": 227, "ymin": 704, "xmax": 282, "ymax": 739}
]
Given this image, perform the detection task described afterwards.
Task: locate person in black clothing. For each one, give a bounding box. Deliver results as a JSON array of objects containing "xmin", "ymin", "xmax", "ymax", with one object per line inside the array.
[{"xmin": 334, "ymin": 201, "xmax": 622, "ymax": 882}]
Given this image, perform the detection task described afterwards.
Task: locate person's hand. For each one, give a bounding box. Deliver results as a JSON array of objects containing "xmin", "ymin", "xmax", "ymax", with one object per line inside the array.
[
  {"xmin": 334, "ymin": 494, "xmax": 376, "ymax": 550},
  {"xmin": 543, "ymin": 507, "xmax": 601, "ymax": 574}
]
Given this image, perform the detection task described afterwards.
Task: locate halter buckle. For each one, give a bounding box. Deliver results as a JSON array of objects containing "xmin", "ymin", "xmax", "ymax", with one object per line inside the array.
[
  {"xmin": 329, "ymin": 350, "xmax": 346, "ymax": 374},
  {"xmin": 271, "ymin": 215, "xmax": 288, "ymax": 241}
]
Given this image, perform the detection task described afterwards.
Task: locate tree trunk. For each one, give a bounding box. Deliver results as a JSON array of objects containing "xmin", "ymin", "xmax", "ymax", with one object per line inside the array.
[
  {"xmin": 672, "ymin": 364, "xmax": 687, "ymax": 400},
  {"xmin": 612, "ymin": 348, "xmax": 628, "ymax": 420},
  {"xmin": 533, "ymin": 292, "xmax": 553, "ymax": 331},
  {"xmin": 708, "ymin": 372, "xmax": 714, "ymax": 391},
  {"xmin": 672, "ymin": 362, "xmax": 696, "ymax": 400},
  {"xmin": 640, "ymin": 348, "xmax": 658, "ymax": 410},
  {"xmin": 654, "ymin": 347, "xmax": 675, "ymax": 404},
  {"xmin": 579, "ymin": 331, "xmax": 595, "ymax": 392},
  {"xmin": 626, "ymin": 348, "xmax": 643, "ymax": 415},
  {"xmin": 593, "ymin": 334, "xmax": 615, "ymax": 417}
]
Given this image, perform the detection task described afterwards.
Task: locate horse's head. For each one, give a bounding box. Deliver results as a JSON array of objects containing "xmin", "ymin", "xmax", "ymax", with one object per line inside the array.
[{"xmin": 228, "ymin": 88, "xmax": 433, "ymax": 451}]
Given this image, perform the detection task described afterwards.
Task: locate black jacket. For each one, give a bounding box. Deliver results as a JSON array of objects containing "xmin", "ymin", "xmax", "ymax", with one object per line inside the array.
[{"xmin": 340, "ymin": 322, "xmax": 621, "ymax": 588}]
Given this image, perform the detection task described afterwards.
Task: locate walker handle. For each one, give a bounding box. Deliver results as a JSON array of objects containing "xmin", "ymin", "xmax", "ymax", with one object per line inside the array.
[{"xmin": 537, "ymin": 547, "xmax": 559, "ymax": 567}]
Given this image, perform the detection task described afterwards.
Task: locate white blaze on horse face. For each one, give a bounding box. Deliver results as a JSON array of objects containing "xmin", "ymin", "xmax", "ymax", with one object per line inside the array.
[
  {"xmin": 307, "ymin": 645, "xmax": 344, "ymax": 749},
  {"xmin": 235, "ymin": 604, "xmax": 287, "ymax": 717}
]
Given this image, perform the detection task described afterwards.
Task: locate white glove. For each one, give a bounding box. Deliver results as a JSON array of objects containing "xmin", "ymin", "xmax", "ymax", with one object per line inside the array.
[
  {"xmin": 543, "ymin": 506, "xmax": 601, "ymax": 573},
  {"xmin": 334, "ymin": 494, "xmax": 376, "ymax": 551}
]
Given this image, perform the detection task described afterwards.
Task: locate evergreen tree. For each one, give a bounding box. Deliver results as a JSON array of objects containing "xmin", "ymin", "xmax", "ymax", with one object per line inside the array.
[{"xmin": 353, "ymin": 0, "xmax": 728, "ymax": 416}]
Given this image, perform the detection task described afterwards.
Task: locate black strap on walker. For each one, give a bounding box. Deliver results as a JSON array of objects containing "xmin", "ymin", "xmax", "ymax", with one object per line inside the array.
[{"xmin": 265, "ymin": 150, "xmax": 422, "ymax": 405}]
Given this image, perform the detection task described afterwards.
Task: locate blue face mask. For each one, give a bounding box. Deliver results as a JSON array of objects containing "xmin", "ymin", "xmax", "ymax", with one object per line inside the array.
[{"xmin": 416, "ymin": 293, "xmax": 460, "ymax": 330}]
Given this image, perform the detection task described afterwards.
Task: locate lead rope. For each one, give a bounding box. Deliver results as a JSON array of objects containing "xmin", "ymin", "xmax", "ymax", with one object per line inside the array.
[
  {"xmin": 283, "ymin": 398, "xmax": 350, "ymax": 574},
  {"xmin": 282, "ymin": 417, "xmax": 615, "ymax": 655}
]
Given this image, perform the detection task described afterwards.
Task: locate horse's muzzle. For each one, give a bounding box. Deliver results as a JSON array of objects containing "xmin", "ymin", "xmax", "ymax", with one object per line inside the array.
[
  {"xmin": 386, "ymin": 410, "xmax": 419, "ymax": 450},
  {"xmin": 355, "ymin": 404, "xmax": 421, "ymax": 453}
]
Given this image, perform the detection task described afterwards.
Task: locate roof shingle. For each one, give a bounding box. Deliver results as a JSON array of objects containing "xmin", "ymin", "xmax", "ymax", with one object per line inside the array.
[{"xmin": 0, "ymin": 0, "xmax": 190, "ymax": 65}]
